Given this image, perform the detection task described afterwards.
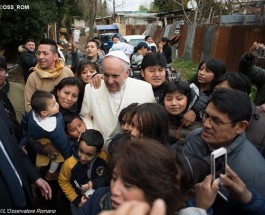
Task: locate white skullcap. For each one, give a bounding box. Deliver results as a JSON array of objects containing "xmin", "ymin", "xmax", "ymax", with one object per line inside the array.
[{"xmin": 105, "ymin": 50, "xmax": 130, "ymax": 64}]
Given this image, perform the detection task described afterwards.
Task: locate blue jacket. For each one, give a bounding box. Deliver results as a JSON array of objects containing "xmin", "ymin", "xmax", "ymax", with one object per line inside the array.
[
  {"xmin": 21, "ymin": 110, "xmax": 71, "ymax": 159},
  {"xmin": 183, "ymin": 129, "xmax": 265, "ymax": 214}
]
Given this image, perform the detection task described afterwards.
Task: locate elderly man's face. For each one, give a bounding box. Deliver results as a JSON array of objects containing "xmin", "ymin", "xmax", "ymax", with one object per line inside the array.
[
  {"xmin": 0, "ymin": 67, "xmax": 7, "ymax": 88},
  {"xmin": 102, "ymin": 57, "xmax": 129, "ymax": 93},
  {"xmin": 201, "ymin": 102, "xmax": 244, "ymax": 148}
]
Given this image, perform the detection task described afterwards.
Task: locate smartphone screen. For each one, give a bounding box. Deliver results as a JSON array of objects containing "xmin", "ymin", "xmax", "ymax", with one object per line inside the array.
[{"xmin": 214, "ymin": 154, "xmax": 226, "ymax": 180}]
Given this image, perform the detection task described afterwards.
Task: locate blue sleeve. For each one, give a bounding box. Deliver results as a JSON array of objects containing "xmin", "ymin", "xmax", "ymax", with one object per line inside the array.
[
  {"xmin": 186, "ymin": 197, "xmax": 214, "ymax": 215},
  {"xmin": 241, "ymin": 189, "xmax": 265, "ymax": 215},
  {"xmin": 49, "ymin": 114, "xmax": 71, "ymax": 159},
  {"xmin": 76, "ymin": 187, "xmax": 109, "ymax": 215}
]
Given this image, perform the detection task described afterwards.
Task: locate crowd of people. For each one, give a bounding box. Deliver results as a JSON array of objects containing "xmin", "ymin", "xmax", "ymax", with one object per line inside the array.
[{"xmin": 0, "ymin": 34, "xmax": 265, "ymax": 215}]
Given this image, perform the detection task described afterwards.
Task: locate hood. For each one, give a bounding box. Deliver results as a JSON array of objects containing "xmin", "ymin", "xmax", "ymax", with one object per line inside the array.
[
  {"xmin": 35, "ymin": 58, "xmax": 64, "ymax": 79},
  {"xmin": 18, "ymin": 45, "xmax": 28, "ymax": 53}
]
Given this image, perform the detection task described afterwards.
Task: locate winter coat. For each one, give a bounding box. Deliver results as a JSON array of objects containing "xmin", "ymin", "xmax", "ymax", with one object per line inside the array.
[{"xmin": 18, "ymin": 45, "xmax": 37, "ymax": 82}]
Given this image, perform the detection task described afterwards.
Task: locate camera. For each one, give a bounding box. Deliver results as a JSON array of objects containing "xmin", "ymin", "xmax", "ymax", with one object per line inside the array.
[{"xmin": 255, "ymin": 47, "xmax": 265, "ymax": 58}]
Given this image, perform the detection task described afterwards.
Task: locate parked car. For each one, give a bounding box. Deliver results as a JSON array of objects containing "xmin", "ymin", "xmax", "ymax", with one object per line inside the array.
[{"xmin": 123, "ymin": 35, "xmax": 145, "ymax": 47}]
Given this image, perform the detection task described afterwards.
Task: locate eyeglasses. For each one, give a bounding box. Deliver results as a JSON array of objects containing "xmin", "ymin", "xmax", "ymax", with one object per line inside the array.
[{"xmin": 200, "ymin": 111, "xmax": 233, "ymax": 127}]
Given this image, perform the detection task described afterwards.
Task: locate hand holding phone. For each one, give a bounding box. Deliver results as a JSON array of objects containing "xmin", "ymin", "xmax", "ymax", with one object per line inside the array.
[
  {"xmin": 211, "ymin": 147, "xmax": 227, "ymax": 184},
  {"xmin": 74, "ymin": 180, "xmax": 95, "ymax": 198}
]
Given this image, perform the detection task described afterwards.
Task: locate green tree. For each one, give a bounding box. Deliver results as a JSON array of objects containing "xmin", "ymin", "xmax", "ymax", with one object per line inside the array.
[
  {"xmin": 153, "ymin": 0, "xmax": 182, "ymax": 12},
  {"xmin": 0, "ymin": 0, "xmax": 82, "ymax": 59},
  {"xmin": 139, "ymin": 5, "xmax": 148, "ymax": 11},
  {"xmin": 0, "ymin": 0, "xmax": 58, "ymax": 46}
]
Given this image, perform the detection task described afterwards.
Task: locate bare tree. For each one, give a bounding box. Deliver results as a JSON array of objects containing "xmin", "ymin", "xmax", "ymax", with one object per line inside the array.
[{"xmin": 111, "ymin": 0, "xmax": 126, "ymax": 22}]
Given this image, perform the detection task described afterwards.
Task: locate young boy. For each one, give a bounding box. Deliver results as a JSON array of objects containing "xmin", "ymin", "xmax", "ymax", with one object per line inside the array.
[
  {"xmin": 20, "ymin": 90, "xmax": 71, "ymax": 180},
  {"xmin": 63, "ymin": 112, "xmax": 108, "ymax": 161},
  {"xmin": 58, "ymin": 129, "xmax": 106, "ymax": 212}
]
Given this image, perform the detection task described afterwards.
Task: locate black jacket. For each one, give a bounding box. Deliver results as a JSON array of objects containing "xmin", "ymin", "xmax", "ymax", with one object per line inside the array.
[{"xmin": 0, "ymin": 103, "xmax": 40, "ymax": 208}]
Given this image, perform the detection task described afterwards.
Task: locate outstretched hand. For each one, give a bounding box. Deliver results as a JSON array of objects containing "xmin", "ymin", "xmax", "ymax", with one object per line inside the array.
[
  {"xmin": 248, "ymin": 42, "xmax": 265, "ymax": 58},
  {"xmin": 220, "ymin": 166, "xmax": 252, "ymax": 204},
  {"xmin": 90, "ymin": 74, "xmax": 104, "ymax": 89},
  {"xmin": 181, "ymin": 110, "xmax": 196, "ymax": 127},
  {"xmin": 35, "ymin": 178, "xmax": 52, "ymax": 200}
]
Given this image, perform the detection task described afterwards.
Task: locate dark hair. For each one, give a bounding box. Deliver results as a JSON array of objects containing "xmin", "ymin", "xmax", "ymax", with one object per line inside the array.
[
  {"xmin": 93, "ymin": 37, "xmax": 102, "ymax": 47},
  {"xmin": 38, "ymin": 38, "xmax": 58, "ymax": 53},
  {"xmin": 31, "ymin": 90, "xmax": 54, "ymax": 114},
  {"xmin": 63, "ymin": 113, "xmax": 83, "ymax": 127},
  {"xmin": 79, "ymin": 129, "xmax": 104, "ymax": 153},
  {"xmin": 208, "ymin": 89, "xmax": 252, "ymax": 124},
  {"xmin": 144, "ymin": 35, "xmax": 152, "ymax": 41},
  {"xmin": 112, "ymin": 34, "xmax": 120, "ymax": 41},
  {"xmin": 131, "ymin": 103, "xmax": 169, "ymax": 145},
  {"xmin": 0, "ymin": 57, "xmax": 7, "ymax": 70},
  {"xmin": 214, "ymin": 73, "xmax": 252, "ymax": 95},
  {"xmin": 109, "ymin": 138, "xmax": 181, "ymax": 214},
  {"xmin": 176, "ymin": 154, "xmax": 210, "ymax": 196},
  {"xmin": 25, "ymin": 39, "xmax": 35, "ymax": 44},
  {"xmin": 118, "ymin": 103, "xmax": 138, "ymax": 124},
  {"xmin": 75, "ymin": 61, "xmax": 100, "ymax": 80},
  {"xmin": 141, "ymin": 52, "xmax": 167, "ymax": 71},
  {"xmin": 86, "ymin": 39, "xmax": 100, "ymax": 49},
  {"xmin": 161, "ymin": 37, "xmax": 170, "ymax": 46},
  {"xmin": 53, "ymin": 77, "xmax": 84, "ymax": 106},
  {"xmin": 191, "ymin": 58, "xmax": 226, "ymax": 91},
  {"xmin": 161, "ymin": 80, "xmax": 191, "ymax": 110}
]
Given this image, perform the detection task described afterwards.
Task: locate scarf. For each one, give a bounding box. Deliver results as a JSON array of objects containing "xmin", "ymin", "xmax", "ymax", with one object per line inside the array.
[{"xmin": 35, "ymin": 58, "xmax": 64, "ymax": 79}]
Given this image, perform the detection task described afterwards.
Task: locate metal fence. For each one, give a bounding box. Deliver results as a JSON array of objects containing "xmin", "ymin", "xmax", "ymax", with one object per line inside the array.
[{"xmin": 178, "ymin": 24, "xmax": 265, "ymax": 72}]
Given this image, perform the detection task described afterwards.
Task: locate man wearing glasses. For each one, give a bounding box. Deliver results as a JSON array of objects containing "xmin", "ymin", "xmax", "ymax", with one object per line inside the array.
[{"xmin": 183, "ymin": 89, "xmax": 265, "ymax": 214}]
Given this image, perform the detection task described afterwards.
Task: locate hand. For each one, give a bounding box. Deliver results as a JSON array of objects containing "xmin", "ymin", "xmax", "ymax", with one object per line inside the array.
[
  {"xmin": 29, "ymin": 67, "xmax": 35, "ymax": 72},
  {"xmin": 99, "ymin": 199, "xmax": 166, "ymax": 215},
  {"xmin": 82, "ymin": 181, "xmax": 93, "ymax": 190},
  {"xmin": 35, "ymin": 178, "xmax": 52, "ymax": 200},
  {"xmin": 257, "ymin": 103, "xmax": 265, "ymax": 113},
  {"xmin": 71, "ymin": 42, "xmax": 77, "ymax": 53},
  {"xmin": 195, "ymin": 175, "xmax": 219, "ymax": 210},
  {"xmin": 248, "ymin": 42, "xmax": 265, "ymax": 58},
  {"xmin": 181, "ymin": 110, "xmax": 196, "ymax": 127},
  {"xmin": 90, "ymin": 74, "xmax": 103, "ymax": 89},
  {"xmin": 220, "ymin": 166, "xmax": 252, "ymax": 204},
  {"xmin": 78, "ymin": 196, "xmax": 88, "ymax": 208},
  {"xmin": 43, "ymin": 144, "xmax": 58, "ymax": 156}
]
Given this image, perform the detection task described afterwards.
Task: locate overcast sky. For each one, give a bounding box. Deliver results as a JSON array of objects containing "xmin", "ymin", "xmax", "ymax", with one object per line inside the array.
[{"xmin": 108, "ymin": 0, "xmax": 153, "ymax": 11}]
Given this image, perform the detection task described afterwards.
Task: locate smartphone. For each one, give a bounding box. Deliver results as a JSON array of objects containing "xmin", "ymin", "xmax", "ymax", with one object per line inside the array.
[
  {"xmin": 211, "ymin": 147, "xmax": 227, "ymax": 183},
  {"xmin": 74, "ymin": 180, "xmax": 95, "ymax": 198}
]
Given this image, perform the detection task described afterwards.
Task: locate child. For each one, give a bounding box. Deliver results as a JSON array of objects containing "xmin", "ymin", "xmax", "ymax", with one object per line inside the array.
[
  {"xmin": 58, "ymin": 129, "xmax": 106, "ymax": 213},
  {"xmin": 108, "ymin": 103, "xmax": 138, "ymax": 155},
  {"xmin": 161, "ymin": 80, "xmax": 201, "ymax": 151},
  {"xmin": 20, "ymin": 90, "xmax": 71, "ymax": 180},
  {"xmin": 75, "ymin": 61, "xmax": 100, "ymax": 84},
  {"xmin": 118, "ymin": 102, "xmax": 138, "ymax": 134}
]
